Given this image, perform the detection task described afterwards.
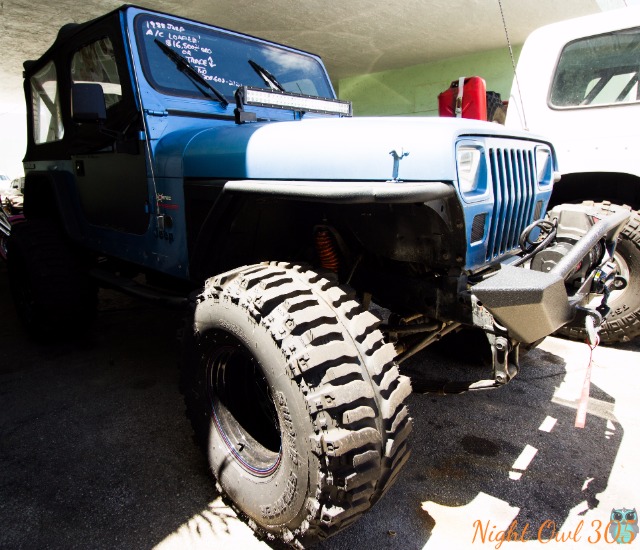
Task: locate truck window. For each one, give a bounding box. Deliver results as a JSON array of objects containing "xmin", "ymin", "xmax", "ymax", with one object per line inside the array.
[
  {"xmin": 31, "ymin": 61, "xmax": 64, "ymax": 144},
  {"xmin": 550, "ymin": 27, "xmax": 640, "ymax": 108},
  {"xmin": 134, "ymin": 14, "xmax": 333, "ymax": 101},
  {"xmin": 71, "ymin": 37, "xmax": 123, "ymax": 109}
]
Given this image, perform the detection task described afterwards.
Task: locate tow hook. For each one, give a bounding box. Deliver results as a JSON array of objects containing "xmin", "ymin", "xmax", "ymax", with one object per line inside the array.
[
  {"xmin": 568, "ymin": 305, "xmax": 605, "ymax": 347},
  {"xmin": 585, "ymin": 315, "xmax": 599, "ymax": 347}
]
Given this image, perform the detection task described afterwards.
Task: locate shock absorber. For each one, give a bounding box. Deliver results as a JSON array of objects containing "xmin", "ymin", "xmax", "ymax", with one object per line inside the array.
[{"xmin": 314, "ymin": 227, "xmax": 339, "ymax": 272}]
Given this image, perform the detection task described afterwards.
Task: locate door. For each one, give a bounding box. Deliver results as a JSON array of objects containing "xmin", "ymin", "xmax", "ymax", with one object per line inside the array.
[{"xmin": 69, "ymin": 36, "xmax": 150, "ymax": 235}]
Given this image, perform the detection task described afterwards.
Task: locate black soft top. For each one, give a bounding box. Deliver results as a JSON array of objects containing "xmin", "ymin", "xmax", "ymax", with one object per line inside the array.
[{"xmin": 23, "ymin": 5, "xmax": 129, "ymax": 75}]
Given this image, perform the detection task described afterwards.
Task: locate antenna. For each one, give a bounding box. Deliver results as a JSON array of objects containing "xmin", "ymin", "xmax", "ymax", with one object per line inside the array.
[{"xmin": 498, "ymin": 0, "xmax": 529, "ymax": 131}]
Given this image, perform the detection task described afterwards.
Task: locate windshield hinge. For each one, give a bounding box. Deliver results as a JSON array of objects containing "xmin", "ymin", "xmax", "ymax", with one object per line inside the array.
[{"xmin": 144, "ymin": 109, "xmax": 169, "ymax": 117}]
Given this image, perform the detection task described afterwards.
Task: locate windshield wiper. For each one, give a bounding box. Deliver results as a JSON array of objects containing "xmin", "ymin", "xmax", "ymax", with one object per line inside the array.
[
  {"xmin": 154, "ymin": 39, "xmax": 229, "ymax": 106},
  {"xmin": 248, "ymin": 60, "xmax": 285, "ymax": 92}
]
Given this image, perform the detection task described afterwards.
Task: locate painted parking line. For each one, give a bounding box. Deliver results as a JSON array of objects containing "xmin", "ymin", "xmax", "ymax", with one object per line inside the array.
[{"xmin": 509, "ymin": 444, "xmax": 538, "ymax": 481}]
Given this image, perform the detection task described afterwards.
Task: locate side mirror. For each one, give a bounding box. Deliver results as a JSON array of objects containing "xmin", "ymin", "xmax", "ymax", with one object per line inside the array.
[{"xmin": 71, "ymin": 83, "xmax": 107, "ymax": 123}]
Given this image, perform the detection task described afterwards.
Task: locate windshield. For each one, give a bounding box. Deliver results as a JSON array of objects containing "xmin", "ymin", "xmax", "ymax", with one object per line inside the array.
[
  {"xmin": 550, "ymin": 27, "xmax": 640, "ymax": 108},
  {"xmin": 134, "ymin": 14, "xmax": 334, "ymax": 102}
]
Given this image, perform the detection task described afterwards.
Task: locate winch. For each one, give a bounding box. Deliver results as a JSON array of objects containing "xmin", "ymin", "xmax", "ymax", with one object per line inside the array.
[{"xmin": 531, "ymin": 205, "xmax": 605, "ymax": 286}]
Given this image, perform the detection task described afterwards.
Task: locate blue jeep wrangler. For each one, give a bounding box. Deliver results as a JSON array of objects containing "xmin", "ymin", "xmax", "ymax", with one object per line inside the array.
[{"xmin": 9, "ymin": 6, "xmax": 630, "ymax": 547}]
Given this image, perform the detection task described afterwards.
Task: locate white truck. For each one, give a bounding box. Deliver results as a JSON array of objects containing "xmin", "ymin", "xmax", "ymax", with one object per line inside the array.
[{"xmin": 506, "ymin": 7, "xmax": 640, "ymax": 343}]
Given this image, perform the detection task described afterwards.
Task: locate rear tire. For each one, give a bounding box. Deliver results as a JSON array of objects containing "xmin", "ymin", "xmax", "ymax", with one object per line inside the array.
[
  {"xmin": 181, "ymin": 262, "xmax": 412, "ymax": 547},
  {"xmin": 7, "ymin": 219, "xmax": 97, "ymax": 340}
]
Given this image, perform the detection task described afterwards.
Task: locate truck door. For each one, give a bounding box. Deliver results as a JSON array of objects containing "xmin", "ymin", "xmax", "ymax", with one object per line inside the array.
[{"xmin": 69, "ymin": 36, "xmax": 150, "ymax": 235}]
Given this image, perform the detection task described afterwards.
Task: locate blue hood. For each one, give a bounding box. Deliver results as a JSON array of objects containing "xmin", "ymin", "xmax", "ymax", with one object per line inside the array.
[{"xmin": 154, "ymin": 116, "xmax": 538, "ymax": 181}]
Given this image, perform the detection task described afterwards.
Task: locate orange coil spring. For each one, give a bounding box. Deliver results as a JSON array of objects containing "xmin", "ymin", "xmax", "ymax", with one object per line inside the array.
[{"xmin": 315, "ymin": 229, "xmax": 339, "ymax": 272}]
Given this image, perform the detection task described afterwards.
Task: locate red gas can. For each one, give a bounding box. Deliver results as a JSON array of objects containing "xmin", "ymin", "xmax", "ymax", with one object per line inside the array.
[{"xmin": 438, "ymin": 76, "xmax": 487, "ymax": 121}]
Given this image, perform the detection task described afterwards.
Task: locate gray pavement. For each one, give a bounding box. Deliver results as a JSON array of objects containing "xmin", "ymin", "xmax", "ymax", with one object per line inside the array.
[{"xmin": 1, "ymin": 261, "xmax": 638, "ymax": 550}]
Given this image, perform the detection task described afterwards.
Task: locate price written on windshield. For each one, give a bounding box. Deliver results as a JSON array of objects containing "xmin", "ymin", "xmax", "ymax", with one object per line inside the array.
[{"xmin": 144, "ymin": 18, "xmax": 245, "ymax": 88}]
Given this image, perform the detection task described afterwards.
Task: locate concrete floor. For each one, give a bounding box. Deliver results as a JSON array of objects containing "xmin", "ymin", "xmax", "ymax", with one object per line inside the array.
[{"xmin": 0, "ymin": 260, "xmax": 638, "ymax": 550}]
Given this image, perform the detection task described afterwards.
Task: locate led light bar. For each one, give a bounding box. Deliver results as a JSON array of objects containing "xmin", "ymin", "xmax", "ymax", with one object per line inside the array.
[{"xmin": 241, "ymin": 86, "xmax": 352, "ymax": 116}]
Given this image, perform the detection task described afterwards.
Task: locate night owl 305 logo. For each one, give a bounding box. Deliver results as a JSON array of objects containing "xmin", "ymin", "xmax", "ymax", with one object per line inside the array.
[
  {"xmin": 609, "ymin": 508, "xmax": 638, "ymax": 544},
  {"xmin": 472, "ymin": 507, "xmax": 638, "ymax": 546}
]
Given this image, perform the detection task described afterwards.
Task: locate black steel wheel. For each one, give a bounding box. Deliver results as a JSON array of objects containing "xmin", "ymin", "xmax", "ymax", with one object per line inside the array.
[
  {"xmin": 181, "ymin": 263, "xmax": 412, "ymax": 547},
  {"xmin": 206, "ymin": 331, "xmax": 283, "ymax": 478}
]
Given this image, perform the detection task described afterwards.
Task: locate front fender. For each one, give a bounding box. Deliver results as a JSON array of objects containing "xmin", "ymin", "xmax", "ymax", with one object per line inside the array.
[{"xmin": 223, "ymin": 179, "xmax": 456, "ymax": 204}]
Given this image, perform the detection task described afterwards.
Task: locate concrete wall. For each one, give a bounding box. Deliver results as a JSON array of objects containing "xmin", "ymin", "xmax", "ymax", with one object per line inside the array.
[
  {"xmin": 337, "ymin": 45, "xmax": 521, "ymax": 117},
  {"xmin": 0, "ymin": 106, "xmax": 27, "ymax": 178}
]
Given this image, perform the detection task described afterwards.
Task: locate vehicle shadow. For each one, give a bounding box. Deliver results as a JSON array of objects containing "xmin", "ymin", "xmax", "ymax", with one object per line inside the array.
[
  {"xmin": 0, "ymin": 261, "xmax": 626, "ymax": 549},
  {"xmin": 0, "ymin": 264, "xmax": 239, "ymax": 549},
  {"xmin": 320, "ymin": 330, "xmax": 623, "ymax": 549}
]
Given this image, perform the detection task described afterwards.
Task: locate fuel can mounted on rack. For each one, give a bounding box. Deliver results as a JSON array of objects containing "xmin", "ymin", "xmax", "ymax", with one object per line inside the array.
[{"xmin": 438, "ymin": 76, "xmax": 487, "ymax": 120}]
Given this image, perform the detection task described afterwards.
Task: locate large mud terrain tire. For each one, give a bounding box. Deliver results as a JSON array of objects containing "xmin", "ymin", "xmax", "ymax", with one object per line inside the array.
[
  {"xmin": 181, "ymin": 263, "xmax": 412, "ymax": 547},
  {"xmin": 7, "ymin": 219, "xmax": 97, "ymax": 339},
  {"xmin": 558, "ymin": 202, "xmax": 640, "ymax": 344}
]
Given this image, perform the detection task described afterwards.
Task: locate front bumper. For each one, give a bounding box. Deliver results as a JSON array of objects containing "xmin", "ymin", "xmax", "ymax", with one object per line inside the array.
[{"xmin": 472, "ymin": 208, "xmax": 631, "ymax": 343}]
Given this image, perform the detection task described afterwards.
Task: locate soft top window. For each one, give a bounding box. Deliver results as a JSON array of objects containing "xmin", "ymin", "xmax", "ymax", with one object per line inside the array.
[
  {"xmin": 134, "ymin": 14, "xmax": 333, "ymax": 101},
  {"xmin": 71, "ymin": 37, "xmax": 123, "ymax": 109},
  {"xmin": 550, "ymin": 27, "xmax": 640, "ymax": 108},
  {"xmin": 31, "ymin": 61, "xmax": 64, "ymax": 144}
]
